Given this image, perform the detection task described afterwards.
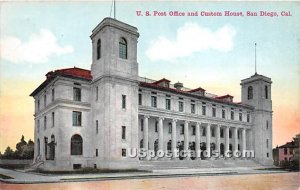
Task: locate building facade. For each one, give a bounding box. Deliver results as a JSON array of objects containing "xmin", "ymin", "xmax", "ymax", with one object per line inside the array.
[{"xmin": 30, "ymin": 18, "xmax": 273, "ymax": 171}]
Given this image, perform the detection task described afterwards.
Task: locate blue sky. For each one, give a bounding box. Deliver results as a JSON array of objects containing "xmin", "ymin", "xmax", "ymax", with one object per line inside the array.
[
  {"xmin": 1, "ymin": 2, "xmax": 299, "ymax": 89},
  {"xmin": 0, "ymin": 1, "xmax": 299, "ymax": 150}
]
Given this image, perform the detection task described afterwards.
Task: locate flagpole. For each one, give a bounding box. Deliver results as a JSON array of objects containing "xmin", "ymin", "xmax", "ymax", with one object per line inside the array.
[{"xmin": 255, "ymin": 43, "xmax": 257, "ymax": 74}]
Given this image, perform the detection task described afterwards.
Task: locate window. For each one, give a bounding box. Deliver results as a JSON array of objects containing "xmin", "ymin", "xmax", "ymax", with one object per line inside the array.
[
  {"xmin": 211, "ymin": 128, "xmax": 215, "ymax": 137},
  {"xmin": 97, "ymin": 39, "xmax": 101, "ymax": 60},
  {"xmin": 265, "ymin": 85, "xmax": 268, "ymax": 99},
  {"xmin": 44, "ymin": 137, "xmax": 48, "ymax": 157},
  {"xmin": 220, "ymin": 128, "xmax": 224, "ymax": 138},
  {"xmin": 284, "ymin": 148, "xmax": 288, "ymax": 155},
  {"xmin": 139, "ymin": 94, "xmax": 142, "ymax": 105},
  {"xmin": 179, "ymin": 101, "xmax": 184, "ymax": 112},
  {"xmin": 119, "ymin": 38, "xmax": 127, "ymax": 59},
  {"xmin": 72, "ymin": 111, "xmax": 82, "ymax": 126},
  {"xmin": 166, "ymin": 98, "xmax": 171, "ymax": 110},
  {"xmin": 73, "ymin": 87, "xmax": 81, "ymax": 101},
  {"xmin": 180, "ymin": 124, "xmax": 184, "ymax": 134},
  {"xmin": 122, "ymin": 148, "xmax": 126, "ymax": 157},
  {"xmin": 192, "ymin": 125, "xmax": 196, "ymax": 135},
  {"xmin": 167, "ymin": 140, "xmax": 172, "ymax": 152},
  {"xmin": 248, "ymin": 86, "xmax": 253, "ymax": 100},
  {"xmin": 202, "ymin": 127, "xmax": 206, "ymax": 136},
  {"xmin": 73, "ymin": 164, "xmax": 82, "ymax": 169},
  {"xmin": 155, "ymin": 121, "xmax": 158, "ymax": 132},
  {"xmin": 37, "ymin": 120, "xmax": 40, "ymax": 132},
  {"xmin": 51, "ymin": 112, "xmax": 55, "ymax": 127},
  {"xmin": 37, "ymin": 99, "xmax": 40, "ymax": 111},
  {"xmin": 141, "ymin": 119, "xmax": 144, "ymax": 131},
  {"xmin": 151, "ymin": 96, "xmax": 157, "ymax": 108},
  {"xmin": 266, "ymin": 120, "xmax": 269, "ymax": 130},
  {"xmin": 238, "ymin": 131, "xmax": 240, "ymax": 139},
  {"xmin": 96, "ymin": 120, "xmax": 98, "ymax": 134},
  {"xmin": 238, "ymin": 144, "xmax": 240, "ymax": 151},
  {"xmin": 51, "ymin": 89, "xmax": 55, "ymax": 102},
  {"xmin": 229, "ymin": 129, "xmax": 232, "ymax": 138},
  {"xmin": 96, "ymin": 86, "xmax": 98, "ymax": 101},
  {"xmin": 239, "ymin": 113, "xmax": 242, "ymax": 121},
  {"xmin": 71, "ymin": 134, "xmax": 83, "ymax": 155},
  {"xmin": 48, "ymin": 135, "xmax": 55, "ymax": 160},
  {"xmin": 122, "ymin": 126, "xmax": 126, "ymax": 140},
  {"xmin": 202, "ymin": 105, "xmax": 206, "ymax": 116},
  {"xmin": 222, "ymin": 109, "xmax": 226, "ymax": 119},
  {"xmin": 96, "ymin": 149, "xmax": 98, "ymax": 157},
  {"xmin": 140, "ymin": 139, "xmax": 143, "ymax": 148},
  {"xmin": 37, "ymin": 139, "xmax": 40, "ymax": 156},
  {"xmin": 191, "ymin": 103, "xmax": 195, "ymax": 114},
  {"xmin": 231, "ymin": 110, "xmax": 234, "ymax": 120},
  {"xmin": 266, "ymin": 139, "xmax": 269, "ymax": 148},
  {"xmin": 168, "ymin": 123, "xmax": 172, "ymax": 134},
  {"xmin": 247, "ymin": 113, "xmax": 250, "ymax": 122},
  {"xmin": 122, "ymin": 95, "xmax": 126, "ymax": 109},
  {"xmin": 44, "ymin": 116, "xmax": 47, "ymax": 130},
  {"xmin": 267, "ymin": 153, "xmax": 269, "ymax": 158},
  {"xmin": 212, "ymin": 107, "xmax": 216, "ymax": 117},
  {"xmin": 44, "ymin": 94, "xmax": 47, "ymax": 107}
]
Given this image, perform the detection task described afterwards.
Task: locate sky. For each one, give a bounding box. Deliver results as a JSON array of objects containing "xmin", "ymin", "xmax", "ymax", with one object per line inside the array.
[{"xmin": 0, "ymin": 1, "xmax": 299, "ymax": 152}]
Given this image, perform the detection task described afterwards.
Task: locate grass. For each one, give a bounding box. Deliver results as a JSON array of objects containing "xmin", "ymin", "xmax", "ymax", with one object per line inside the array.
[{"xmin": 0, "ymin": 174, "xmax": 14, "ymax": 179}]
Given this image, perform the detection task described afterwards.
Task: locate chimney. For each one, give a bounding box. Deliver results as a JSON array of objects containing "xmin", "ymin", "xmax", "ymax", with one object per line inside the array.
[{"xmin": 174, "ymin": 82, "xmax": 183, "ymax": 90}]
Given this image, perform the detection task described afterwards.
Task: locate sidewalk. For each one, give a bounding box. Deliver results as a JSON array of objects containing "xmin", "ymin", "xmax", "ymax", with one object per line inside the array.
[{"xmin": 0, "ymin": 167, "xmax": 290, "ymax": 184}]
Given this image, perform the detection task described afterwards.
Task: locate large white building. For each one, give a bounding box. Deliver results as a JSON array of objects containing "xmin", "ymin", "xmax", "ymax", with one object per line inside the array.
[{"xmin": 30, "ymin": 18, "xmax": 273, "ymax": 171}]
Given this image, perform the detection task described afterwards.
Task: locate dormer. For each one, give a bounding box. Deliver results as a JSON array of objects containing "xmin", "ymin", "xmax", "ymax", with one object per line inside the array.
[
  {"xmin": 152, "ymin": 78, "xmax": 170, "ymax": 88},
  {"xmin": 187, "ymin": 87, "xmax": 206, "ymax": 96},
  {"xmin": 215, "ymin": 94, "xmax": 234, "ymax": 102}
]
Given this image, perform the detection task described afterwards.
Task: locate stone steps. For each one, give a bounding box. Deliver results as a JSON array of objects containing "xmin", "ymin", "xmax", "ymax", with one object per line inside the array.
[{"xmin": 139, "ymin": 159, "xmax": 262, "ymax": 170}]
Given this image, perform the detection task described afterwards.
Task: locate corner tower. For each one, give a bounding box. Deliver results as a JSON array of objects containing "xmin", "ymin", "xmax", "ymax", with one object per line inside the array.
[
  {"xmin": 241, "ymin": 73, "xmax": 273, "ymax": 166},
  {"xmin": 90, "ymin": 18, "xmax": 139, "ymax": 169}
]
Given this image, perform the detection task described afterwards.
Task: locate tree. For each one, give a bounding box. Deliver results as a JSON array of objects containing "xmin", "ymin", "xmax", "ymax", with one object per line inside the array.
[{"xmin": 2, "ymin": 146, "xmax": 15, "ymax": 159}]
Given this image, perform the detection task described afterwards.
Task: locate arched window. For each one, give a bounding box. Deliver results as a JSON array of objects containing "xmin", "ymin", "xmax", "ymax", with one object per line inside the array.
[
  {"xmin": 37, "ymin": 139, "xmax": 40, "ymax": 156},
  {"xmin": 154, "ymin": 139, "xmax": 158, "ymax": 156},
  {"xmin": 220, "ymin": 143, "xmax": 225, "ymax": 156},
  {"xmin": 167, "ymin": 140, "xmax": 172, "ymax": 151},
  {"xmin": 71, "ymin": 134, "xmax": 83, "ymax": 155},
  {"xmin": 140, "ymin": 139, "xmax": 143, "ymax": 149},
  {"xmin": 119, "ymin": 37, "xmax": 127, "ymax": 59},
  {"xmin": 265, "ymin": 85, "xmax": 268, "ymax": 99},
  {"xmin": 248, "ymin": 86, "xmax": 253, "ymax": 100},
  {"xmin": 49, "ymin": 135, "xmax": 55, "ymax": 160},
  {"xmin": 97, "ymin": 39, "xmax": 101, "ymax": 60}
]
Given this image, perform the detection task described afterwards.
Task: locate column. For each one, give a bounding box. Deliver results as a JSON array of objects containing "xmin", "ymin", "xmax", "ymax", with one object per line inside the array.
[
  {"xmin": 206, "ymin": 123, "xmax": 211, "ymax": 158},
  {"xmin": 143, "ymin": 115, "xmax": 149, "ymax": 159},
  {"xmin": 242, "ymin": 128, "xmax": 246, "ymax": 152},
  {"xmin": 158, "ymin": 117, "xmax": 164, "ymax": 152},
  {"xmin": 216, "ymin": 125, "xmax": 220, "ymax": 155},
  {"xmin": 195, "ymin": 122, "xmax": 201, "ymax": 159},
  {"xmin": 225, "ymin": 126, "xmax": 230, "ymax": 154},
  {"xmin": 171, "ymin": 119, "xmax": 177, "ymax": 159},
  {"xmin": 184, "ymin": 120, "xmax": 189, "ymax": 159},
  {"xmin": 234, "ymin": 127, "xmax": 238, "ymax": 153}
]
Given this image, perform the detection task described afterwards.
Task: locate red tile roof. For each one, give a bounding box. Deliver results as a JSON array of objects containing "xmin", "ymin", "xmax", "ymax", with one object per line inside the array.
[
  {"xmin": 46, "ymin": 67, "xmax": 92, "ymax": 81},
  {"xmin": 187, "ymin": 87, "xmax": 206, "ymax": 93},
  {"xmin": 152, "ymin": 78, "xmax": 171, "ymax": 85},
  {"xmin": 30, "ymin": 67, "xmax": 92, "ymax": 96},
  {"xmin": 215, "ymin": 94, "xmax": 234, "ymax": 99}
]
